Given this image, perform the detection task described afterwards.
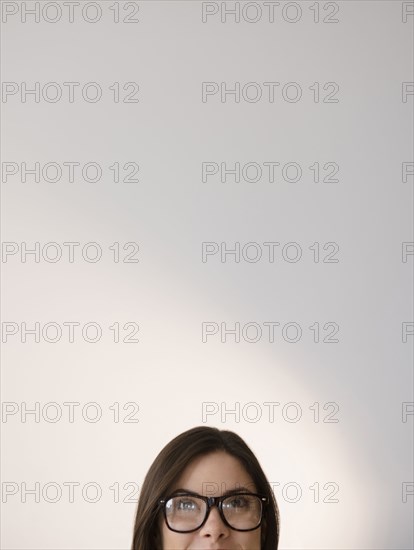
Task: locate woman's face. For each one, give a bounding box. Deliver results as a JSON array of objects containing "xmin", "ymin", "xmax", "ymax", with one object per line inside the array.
[{"xmin": 160, "ymin": 451, "xmax": 262, "ymax": 550}]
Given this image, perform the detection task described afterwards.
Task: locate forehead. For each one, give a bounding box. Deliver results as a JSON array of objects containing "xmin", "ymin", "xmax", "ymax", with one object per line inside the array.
[{"xmin": 172, "ymin": 451, "xmax": 257, "ymax": 495}]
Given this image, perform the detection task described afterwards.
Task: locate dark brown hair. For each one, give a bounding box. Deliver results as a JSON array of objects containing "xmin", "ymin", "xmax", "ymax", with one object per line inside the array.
[{"xmin": 132, "ymin": 426, "xmax": 279, "ymax": 549}]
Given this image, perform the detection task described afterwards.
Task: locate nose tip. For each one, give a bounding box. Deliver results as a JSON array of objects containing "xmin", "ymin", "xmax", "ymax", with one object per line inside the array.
[{"xmin": 199, "ymin": 505, "xmax": 229, "ymax": 538}]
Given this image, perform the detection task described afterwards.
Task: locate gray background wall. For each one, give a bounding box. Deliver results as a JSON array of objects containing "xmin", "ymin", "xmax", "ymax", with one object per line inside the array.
[{"xmin": 1, "ymin": 1, "xmax": 413, "ymax": 548}]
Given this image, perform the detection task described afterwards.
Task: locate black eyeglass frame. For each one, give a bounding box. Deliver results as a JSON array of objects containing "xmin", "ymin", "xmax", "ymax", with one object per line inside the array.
[{"xmin": 159, "ymin": 491, "xmax": 268, "ymax": 533}]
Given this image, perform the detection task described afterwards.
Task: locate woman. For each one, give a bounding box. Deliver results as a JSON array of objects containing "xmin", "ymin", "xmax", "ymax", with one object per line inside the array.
[{"xmin": 132, "ymin": 426, "xmax": 280, "ymax": 549}]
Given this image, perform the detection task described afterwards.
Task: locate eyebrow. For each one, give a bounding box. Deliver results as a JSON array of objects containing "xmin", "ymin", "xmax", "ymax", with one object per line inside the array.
[{"xmin": 171, "ymin": 486, "xmax": 254, "ymax": 497}]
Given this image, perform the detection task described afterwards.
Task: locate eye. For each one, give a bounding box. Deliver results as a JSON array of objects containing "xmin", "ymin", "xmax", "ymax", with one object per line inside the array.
[
  {"xmin": 176, "ymin": 497, "xmax": 199, "ymax": 511},
  {"xmin": 225, "ymin": 495, "xmax": 250, "ymax": 509}
]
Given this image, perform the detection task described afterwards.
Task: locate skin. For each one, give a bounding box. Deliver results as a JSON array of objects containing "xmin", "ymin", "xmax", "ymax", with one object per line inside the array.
[{"xmin": 161, "ymin": 451, "xmax": 262, "ymax": 550}]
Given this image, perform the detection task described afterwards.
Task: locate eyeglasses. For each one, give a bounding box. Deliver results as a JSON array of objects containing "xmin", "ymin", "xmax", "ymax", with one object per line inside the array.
[{"xmin": 159, "ymin": 491, "xmax": 268, "ymax": 533}]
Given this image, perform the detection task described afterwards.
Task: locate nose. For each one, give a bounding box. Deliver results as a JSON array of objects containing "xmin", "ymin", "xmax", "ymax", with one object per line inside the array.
[{"xmin": 199, "ymin": 505, "xmax": 230, "ymax": 540}]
